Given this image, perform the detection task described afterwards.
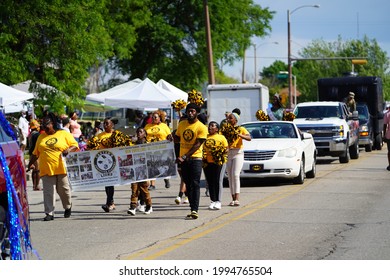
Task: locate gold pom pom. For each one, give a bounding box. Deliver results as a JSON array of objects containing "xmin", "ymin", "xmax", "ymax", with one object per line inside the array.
[
  {"xmin": 187, "ymin": 89, "xmax": 204, "ymax": 106},
  {"xmin": 220, "ymin": 123, "xmax": 240, "ymax": 145},
  {"xmin": 283, "ymin": 112, "xmax": 296, "ymax": 121},
  {"xmin": 86, "ymin": 136, "xmax": 100, "ymax": 150},
  {"xmin": 171, "ymin": 99, "xmax": 188, "ymax": 111},
  {"xmin": 255, "ymin": 110, "xmax": 270, "ymax": 121}
]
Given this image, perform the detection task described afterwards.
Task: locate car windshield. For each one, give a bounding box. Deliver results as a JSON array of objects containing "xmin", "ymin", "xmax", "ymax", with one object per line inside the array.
[
  {"xmin": 243, "ymin": 122, "xmax": 298, "ymax": 139},
  {"xmin": 294, "ymin": 106, "xmax": 341, "ymax": 119}
]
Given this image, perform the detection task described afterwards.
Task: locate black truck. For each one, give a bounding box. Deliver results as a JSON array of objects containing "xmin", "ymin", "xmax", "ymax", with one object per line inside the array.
[{"xmin": 317, "ymin": 75, "xmax": 384, "ymax": 150}]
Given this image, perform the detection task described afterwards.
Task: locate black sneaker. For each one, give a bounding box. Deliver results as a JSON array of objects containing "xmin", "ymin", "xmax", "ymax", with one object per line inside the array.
[
  {"xmin": 64, "ymin": 207, "xmax": 72, "ymax": 218},
  {"xmin": 43, "ymin": 214, "xmax": 54, "ymax": 221},
  {"xmin": 164, "ymin": 180, "xmax": 171, "ymax": 188}
]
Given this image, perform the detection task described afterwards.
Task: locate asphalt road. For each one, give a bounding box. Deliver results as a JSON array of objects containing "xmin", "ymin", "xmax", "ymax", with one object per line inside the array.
[{"xmin": 26, "ymin": 148, "xmax": 390, "ymax": 260}]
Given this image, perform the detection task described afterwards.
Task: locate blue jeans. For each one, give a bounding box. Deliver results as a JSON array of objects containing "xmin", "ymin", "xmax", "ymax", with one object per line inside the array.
[{"xmin": 181, "ymin": 159, "xmax": 203, "ymax": 212}]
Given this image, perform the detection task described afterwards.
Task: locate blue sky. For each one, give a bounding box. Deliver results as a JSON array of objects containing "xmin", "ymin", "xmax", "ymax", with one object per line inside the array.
[{"xmin": 223, "ymin": 0, "xmax": 390, "ymax": 81}]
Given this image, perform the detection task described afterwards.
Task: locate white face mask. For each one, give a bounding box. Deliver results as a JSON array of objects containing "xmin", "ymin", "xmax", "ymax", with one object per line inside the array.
[{"xmin": 22, "ymin": 113, "xmax": 26, "ymax": 117}]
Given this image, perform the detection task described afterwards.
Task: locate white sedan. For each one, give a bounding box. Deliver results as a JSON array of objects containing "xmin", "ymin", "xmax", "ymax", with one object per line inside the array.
[{"xmin": 240, "ymin": 121, "xmax": 317, "ymax": 184}]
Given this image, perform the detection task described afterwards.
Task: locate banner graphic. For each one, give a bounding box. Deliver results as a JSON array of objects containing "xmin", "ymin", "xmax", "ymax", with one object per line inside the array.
[{"xmin": 65, "ymin": 141, "xmax": 177, "ymax": 191}]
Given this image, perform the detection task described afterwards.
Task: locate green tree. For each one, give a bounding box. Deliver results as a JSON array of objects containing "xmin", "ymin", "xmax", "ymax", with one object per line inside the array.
[
  {"xmin": 114, "ymin": 0, "xmax": 273, "ymax": 89},
  {"xmin": 295, "ymin": 36, "xmax": 390, "ymax": 101},
  {"xmin": 0, "ymin": 0, "xmax": 114, "ymax": 114}
]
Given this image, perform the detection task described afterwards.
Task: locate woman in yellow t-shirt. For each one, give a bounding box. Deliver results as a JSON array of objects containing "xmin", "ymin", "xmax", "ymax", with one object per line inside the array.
[
  {"xmin": 95, "ymin": 117, "xmax": 117, "ymax": 212},
  {"xmin": 225, "ymin": 112, "xmax": 251, "ymax": 207},
  {"xmin": 144, "ymin": 110, "xmax": 172, "ymax": 190},
  {"xmin": 203, "ymin": 121, "xmax": 228, "ymax": 210},
  {"xmin": 27, "ymin": 112, "xmax": 79, "ymax": 221}
]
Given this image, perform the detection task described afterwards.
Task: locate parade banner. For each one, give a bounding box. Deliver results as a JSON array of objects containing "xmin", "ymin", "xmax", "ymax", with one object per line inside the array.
[{"xmin": 65, "ymin": 140, "xmax": 177, "ymax": 191}]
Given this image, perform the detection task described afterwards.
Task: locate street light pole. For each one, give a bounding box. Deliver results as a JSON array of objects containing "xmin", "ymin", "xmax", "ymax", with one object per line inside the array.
[{"xmin": 288, "ymin": 4, "xmax": 319, "ymax": 108}]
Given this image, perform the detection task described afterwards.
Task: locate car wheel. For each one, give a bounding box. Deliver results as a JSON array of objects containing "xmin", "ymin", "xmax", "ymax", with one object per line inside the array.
[
  {"xmin": 339, "ymin": 140, "xmax": 350, "ymax": 164},
  {"xmin": 349, "ymin": 139, "xmax": 359, "ymax": 159},
  {"xmin": 306, "ymin": 154, "xmax": 316, "ymax": 178},
  {"xmin": 293, "ymin": 157, "xmax": 305, "ymax": 184}
]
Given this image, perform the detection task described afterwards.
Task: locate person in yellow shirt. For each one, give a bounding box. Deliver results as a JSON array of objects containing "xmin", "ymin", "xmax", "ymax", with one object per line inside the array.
[
  {"xmin": 144, "ymin": 110, "xmax": 172, "ymax": 190},
  {"xmin": 27, "ymin": 112, "xmax": 79, "ymax": 221},
  {"xmin": 203, "ymin": 121, "xmax": 228, "ymax": 210},
  {"xmin": 175, "ymin": 103, "xmax": 208, "ymax": 219},
  {"xmin": 225, "ymin": 112, "xmax": 251, "ymax": 207},
  {"xmin": 95, "ymin": 117, "xmax": 118, "ymax": 213}
]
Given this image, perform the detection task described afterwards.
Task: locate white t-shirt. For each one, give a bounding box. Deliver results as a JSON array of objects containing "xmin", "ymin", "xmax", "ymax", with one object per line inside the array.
[{"xmin": 18, "ymin": 115, "xmax": 29, "ymax": 145}]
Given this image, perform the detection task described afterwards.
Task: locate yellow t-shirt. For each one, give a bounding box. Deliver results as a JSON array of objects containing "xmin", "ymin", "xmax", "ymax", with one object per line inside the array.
[
  {"xmin": 203, "ymin": 133, "xmax": 228, "ymax": 163},
  {"xmin": 144, "ymin": 123, "xmax": 171, "ymax": 142},
  {"xmin": 176, "ymin": 120, "xmax": 208, "ymax": 158},
  {"xmin": 96, "ymin": 131, "xmax": 113, "ymax": 149},
  {"xmin": 33, "ymin": 130, "xmax": 79, "ymax": 177},
  {"xmin": 229, "ymin": 126, "xmax": 249, "ymax": 149}
]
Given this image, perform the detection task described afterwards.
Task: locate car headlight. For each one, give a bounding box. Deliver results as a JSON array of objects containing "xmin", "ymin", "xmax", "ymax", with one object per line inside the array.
[{"xmin": 277, "ymin": 147, "xmax": 298, "ymax": 158}]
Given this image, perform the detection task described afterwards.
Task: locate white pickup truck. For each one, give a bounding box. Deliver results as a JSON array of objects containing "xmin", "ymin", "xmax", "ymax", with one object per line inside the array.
[{"xmin": 293, "ymin": 101, "xmax": 360, "ymax": 163}]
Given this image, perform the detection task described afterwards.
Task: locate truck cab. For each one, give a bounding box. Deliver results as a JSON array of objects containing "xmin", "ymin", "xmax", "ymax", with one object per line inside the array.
[
  {"xmin": 356, "ymin": 103, "xmax": 373, "ymax": 152},
  {"xmin": 317, "ymin": 76, "xmax": 384, "ymax": 150},
  {"xmin": 293, "ymin": 101, "xmax": 359, "ymax": 163}
]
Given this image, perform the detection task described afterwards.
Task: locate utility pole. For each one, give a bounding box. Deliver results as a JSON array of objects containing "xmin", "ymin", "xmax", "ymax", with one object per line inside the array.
[{"xmin": 204, "ymin": 0, "xmax": 215, "ymax": 85}]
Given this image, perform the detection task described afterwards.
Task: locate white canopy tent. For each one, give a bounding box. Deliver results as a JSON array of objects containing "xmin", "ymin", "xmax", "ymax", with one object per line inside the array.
[
  {"xmin": 86, "ymin": 78, "xmax": 142, "ymax": 104},
  {"xmin": 0, "ymin": 81, "xmax": 34, "ymax": 114},
  {"xmin": 104, "ymin": 78, "xmax": 181, "ymax": 109},
  {"xmin": 156, "ymin": 79, "xmax": 188, "ymax": 101}
]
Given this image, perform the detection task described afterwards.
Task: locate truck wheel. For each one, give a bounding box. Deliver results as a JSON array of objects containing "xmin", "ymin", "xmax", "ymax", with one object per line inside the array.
[
  {"xmin": 349, "ymin": 139, "xmax": 359, "ymax": 159},
  {"xmin": 306, "ymin": 154, "xmax": 316, "ymax": 178},
  {"xmin": 374, "ymin": 133, "xmax": 382, "ymax": 150},
  {"xmin": 365, "ymin": 142, "xmax": 372, "ymax": 152},
  {"xmin": 293, "ymin": 157, "xmax": 305, "ymax": 184},
  {"xmin": 339, "ymin": 141, "xmax": 350, "ymax": 164}
]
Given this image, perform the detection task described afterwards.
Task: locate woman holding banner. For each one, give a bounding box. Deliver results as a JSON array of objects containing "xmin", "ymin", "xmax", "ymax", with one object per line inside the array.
[
  {"xmin": 144, "ymin": 110, "xmax": 173, "ymax": 190},
  {"xmin": 95, "ymin": 117, "xmax": 118, "ymax": 212}
]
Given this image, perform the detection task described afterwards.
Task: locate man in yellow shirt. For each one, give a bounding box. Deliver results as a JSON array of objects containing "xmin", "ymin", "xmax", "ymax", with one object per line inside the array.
[{"xmin": 175, "ymin": 103, "xmax": 208, "ymax": 219}]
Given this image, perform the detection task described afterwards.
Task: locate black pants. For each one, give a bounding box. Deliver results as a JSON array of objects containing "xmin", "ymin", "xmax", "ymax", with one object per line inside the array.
[
  {"xmin": 181, "ymin": 159, "xmax": 202, "ymax": 212},
  {"xmin": 105, "ymin": 186, "xmax": 114, "ymax": 205},
  {"xmin": 203, "ymin": 163, "xmax": 223, "ymax": 202}
]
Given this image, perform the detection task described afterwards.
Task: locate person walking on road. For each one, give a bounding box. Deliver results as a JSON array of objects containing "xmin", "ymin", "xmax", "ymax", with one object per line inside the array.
[
  {"xmin": 225, "ymin": 112, "xmax": 251, "ymax": 206},
  {"xmin": 144, "ymin": 110, "xmax": 173, "ymax": 190},
  {"xmin": 383, "ymin": 107, "xmax": 390, "ymax": 171},
  {"xmin": 27, "ymin": 112, "xmax": 79, "ymax": 221},
  {"xmin": 94, "ymin": 117, "xmax": 118, "ymax": 212},
  {"xmin": 174, "ymin": 103, "xmax": 208, "ymax": 219},
  {"xmin": 18, "ymin": 110, "xmax": 29, "ymax": 151},
  {"xmin": 28, "ymin": 119, "xmax": 42, "ymax": 191},
  {"xmin": 203, "ymin": 121, "xmax": 228, "ymax": 210},
  {"xmin": 127, "ymin": 127, "xmax": 153, "ymax": 215}
]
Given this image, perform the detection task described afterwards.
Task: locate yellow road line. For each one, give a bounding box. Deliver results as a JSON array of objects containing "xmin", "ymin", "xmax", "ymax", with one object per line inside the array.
[{"xmin": 124, "ymin": 182, "xmax": 313, "ymax": 260}]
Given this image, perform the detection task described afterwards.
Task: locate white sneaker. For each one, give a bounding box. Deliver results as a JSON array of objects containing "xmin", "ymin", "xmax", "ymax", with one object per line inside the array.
[
  {"xmin": 209, "ymin": 201, "xmax": 216, "ymax": 210},
  {"xmin": 144, "ymin": 206, "xmax": 153, "ymax": 215},
  {"xmin": 127, "ymin": 208, "xmax": 136, "ymax": 216},
  {"xmin": 137, "ymin": 204, "xmax": 145, "ymax": 212},
  {"xmin": 175, "ymin": 196, "xmax": 181, "ymax": 205},
  {"xmin": 182, "ymin": 196, "xmax": 189, "ymax": 204},
  {"xmin": 214, "ymin": 201, "xmax": 222, "ymax": 210}
]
